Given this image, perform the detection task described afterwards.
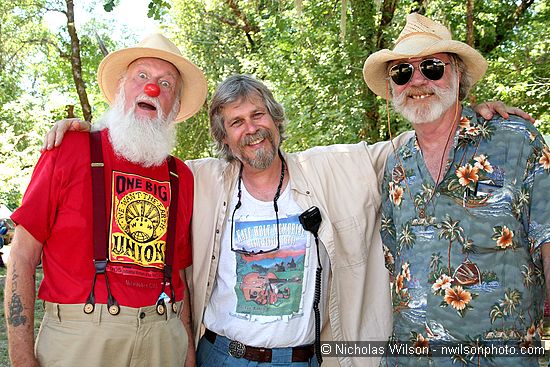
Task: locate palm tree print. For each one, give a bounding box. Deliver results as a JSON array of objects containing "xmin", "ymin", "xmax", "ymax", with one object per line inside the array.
[
  {"xmin": 381, "ymin": 213, "xmax": 395, "ymax": 240},
  {"xmin": 521, "ymin": 264, "xmax": 543, "ymax": 288},
  {"xmin": 490, "ymin": 289, "xmax": 524, "ymax": 333},
  {"xmin": 398, "ymin": 222, "xmax": 416, "ymax": 250},
  {"xmin": 500, "ymin": 289, "xmax": 522, "ymax": 316},
  {"xmin": 438, "ymin": 216, "xmax": 465, "ymax": 275}
]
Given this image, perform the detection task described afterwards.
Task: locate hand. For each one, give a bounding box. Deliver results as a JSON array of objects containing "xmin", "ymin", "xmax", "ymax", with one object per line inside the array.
[
  {"xmin": 473, "ymin": 101, "xmax": 535, "ymax": 123},
  {"xmin": 41, "ymin": 118, "xmax": 92, "ymax": 152}
]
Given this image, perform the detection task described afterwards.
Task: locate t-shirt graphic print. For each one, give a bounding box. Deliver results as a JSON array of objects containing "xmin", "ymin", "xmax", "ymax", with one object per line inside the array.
[
  {"xmin": 233, "ymin": 214, "xmax": 307, "ymax": 317},
  {"xmin": 109, "ymin": 171, "xmax": 170, "ymax": 273}
]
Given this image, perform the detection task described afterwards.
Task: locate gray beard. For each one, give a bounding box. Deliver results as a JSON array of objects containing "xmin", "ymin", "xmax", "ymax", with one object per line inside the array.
[
  {"xmin": 237, "ymin": 128, "xmax": 278, "ymax": 170},
  {"xmin": 392, "ymin": 76, "xmax": 458, "ymax": 125},
  {"xmin": 95, "ymin": 90, "xmax": 179, "ymax": 167}
]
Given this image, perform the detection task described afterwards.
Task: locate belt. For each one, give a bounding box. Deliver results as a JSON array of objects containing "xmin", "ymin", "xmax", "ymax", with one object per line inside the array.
[{"xmin": 204, "ymin": 328, "xmax": 315, "ymax": 363}]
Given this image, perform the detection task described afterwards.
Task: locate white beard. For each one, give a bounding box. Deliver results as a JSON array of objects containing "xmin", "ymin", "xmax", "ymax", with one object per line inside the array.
[
  {"xmin": 392, "ymin": 75, "xmax": 458, "ymax": 125},
  {"xmin": 94, "ymin": 90, "xmax": 179, "ymax": 167}
]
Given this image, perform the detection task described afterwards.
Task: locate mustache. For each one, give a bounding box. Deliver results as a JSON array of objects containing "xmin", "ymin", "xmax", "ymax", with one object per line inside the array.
[
  {"xmin": 133, "ymin": 93, "xmax": 162, "ymax": 113},
  {"xmin": 241, "ymin": 128, "xmax": 273, "ymax": 147},
  {"xmin": 404, "ymin": 86, "xmax": 435, "ymax": 97}
]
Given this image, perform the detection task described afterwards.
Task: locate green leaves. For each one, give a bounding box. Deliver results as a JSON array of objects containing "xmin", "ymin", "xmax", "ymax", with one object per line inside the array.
[{"xmin": 103, "ymin": 0, "xmax": 117, "ymax": 12}]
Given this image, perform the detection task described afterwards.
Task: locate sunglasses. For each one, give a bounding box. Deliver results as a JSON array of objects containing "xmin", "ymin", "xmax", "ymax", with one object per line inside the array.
[
  {"xmin": 388, "ymin": 58, "xmax": 451, "ymax": 86},
  {"xmin": 230, "ymin": 156, "xmax": 286, "ymax": 256}
]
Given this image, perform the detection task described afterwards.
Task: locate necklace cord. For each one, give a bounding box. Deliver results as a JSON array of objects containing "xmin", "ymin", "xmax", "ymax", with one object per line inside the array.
[
  {"xmin": 384, "ymin": 72, "xmax": 461, "ymax": 218},
  {"xmin": 230, "ymin": 150, "xmax": 286, "ymax": 254}
]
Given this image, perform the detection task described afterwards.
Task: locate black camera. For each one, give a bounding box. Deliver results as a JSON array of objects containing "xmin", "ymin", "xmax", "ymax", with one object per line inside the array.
[{"xmin": 299, "ymin": 206, "xmax": 322, "ymax": 235}]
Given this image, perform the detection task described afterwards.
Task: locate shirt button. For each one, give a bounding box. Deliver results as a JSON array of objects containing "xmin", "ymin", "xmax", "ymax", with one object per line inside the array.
[
  {"xmin": 216, "ymin": 229, "xmax": 220, "ymax": 234},
  {"xmin": 212, "ymin": 255, "xmax": 216, "ymax": 260},
  {"xmin": 139, "ymin": 312, "xmax": 146, "ymax": 319},
  {"xmin": 306, "ymin": 191, "xmax": 310, "ymax": 194}
]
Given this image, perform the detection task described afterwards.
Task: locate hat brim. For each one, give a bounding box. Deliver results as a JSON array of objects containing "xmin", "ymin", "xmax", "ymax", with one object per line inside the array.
[
  {"xmin": 363, "ymin": 40, "xmax": 487, "ymax": 99},
  {"xmin": 97, "ymin": 47, "xmax": 208, "ymax": 122}
]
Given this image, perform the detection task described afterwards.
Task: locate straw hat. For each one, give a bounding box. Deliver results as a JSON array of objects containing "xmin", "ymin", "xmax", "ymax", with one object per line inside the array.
[
  {"xmin": 363, "ymin": 13, "xmax": 487, "ymax": 98},
  {"xmin": 97, "ymin": 33, "xmax": 208, "ymax": 122}
]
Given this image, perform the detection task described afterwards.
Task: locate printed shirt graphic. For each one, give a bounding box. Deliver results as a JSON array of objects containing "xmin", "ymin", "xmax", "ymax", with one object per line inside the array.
[
  {"xmin": 233, "ymin": 215, "xmax": 307, "ymax": 317},
  {"xmin": 11, "ymin": 130, "xmax": 193, "ymax": 308},
  {"xmin": 109, "ymin": 171, "xmax": 170, "ymax": 275},
  {"xmin": 379, "ymin": 107, "xmax": 550, "ymax": 367},
  {"xmin": 204, "ymin": 182, "xmax": 320, "ymax": 348}
]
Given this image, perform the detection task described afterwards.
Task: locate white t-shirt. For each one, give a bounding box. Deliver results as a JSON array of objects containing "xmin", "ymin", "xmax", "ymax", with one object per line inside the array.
[{"xmin": 203, "ymin": 181, "xmax": 328, "ymax": 348}]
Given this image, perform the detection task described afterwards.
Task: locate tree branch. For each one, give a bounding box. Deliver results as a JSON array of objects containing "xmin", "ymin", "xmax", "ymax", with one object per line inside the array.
[
  {"xmin": 65, "ymin": 0, "xmax": 92, "ymax": 122},
  {"xmin": 375, "ymin": 0, "xmax": 398, "ymax": 50},
  {"xmin": 208, "ymin": 0, "xmax": 258, "ymax": 49},
  {"xmin": 479, "ymin": 0, "xmax": 535, "ymax": 54}
]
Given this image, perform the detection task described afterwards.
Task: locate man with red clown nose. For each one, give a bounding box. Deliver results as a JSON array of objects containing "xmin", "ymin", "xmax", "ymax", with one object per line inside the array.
[{"xmin": 5, "ymin": 33, "xmax": 207, "ymax": 367}]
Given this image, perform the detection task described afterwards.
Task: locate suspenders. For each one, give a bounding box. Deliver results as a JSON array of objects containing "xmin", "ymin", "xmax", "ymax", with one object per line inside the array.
[
  {"xmin": 85, "ymin": 131, "xmax": 179, "ymax": 315},
  {"xmin": 159, "ymin": 155, "xmax": 179, "ymax": 315}
]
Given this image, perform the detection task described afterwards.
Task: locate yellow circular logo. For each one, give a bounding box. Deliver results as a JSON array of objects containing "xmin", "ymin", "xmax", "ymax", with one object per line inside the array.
[{"xmin": 116, "ymin": 192, "xmax": 167, "ymax": 243}]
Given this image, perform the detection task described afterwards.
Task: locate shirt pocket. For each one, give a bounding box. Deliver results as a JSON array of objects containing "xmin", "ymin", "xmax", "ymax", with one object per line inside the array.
[{"xmin": 331, "ymin": 215, "xmax": 367, "ymax": 268}]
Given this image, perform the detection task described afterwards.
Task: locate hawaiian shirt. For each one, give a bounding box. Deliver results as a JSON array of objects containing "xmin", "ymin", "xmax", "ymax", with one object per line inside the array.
[{"xmin": 380, "ymin": 106, "xmax": 550, "ymax": 366}]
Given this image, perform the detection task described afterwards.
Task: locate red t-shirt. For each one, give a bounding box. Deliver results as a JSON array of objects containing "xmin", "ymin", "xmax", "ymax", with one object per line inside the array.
[{"xmin": 12, "ymin": 130, "xmax": 193, "ymax": 307}]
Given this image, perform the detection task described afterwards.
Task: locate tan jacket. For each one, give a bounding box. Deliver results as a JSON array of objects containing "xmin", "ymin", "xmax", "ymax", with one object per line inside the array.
[{"xmin": 186, "ymin": 135, "xmax": 411, "ymax": 367}]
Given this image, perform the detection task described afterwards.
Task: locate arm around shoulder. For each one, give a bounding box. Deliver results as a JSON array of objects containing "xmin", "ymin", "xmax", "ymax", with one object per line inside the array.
[{"xmin": 366, "ymin": 131, "xmax": 414, "ymax": 182}]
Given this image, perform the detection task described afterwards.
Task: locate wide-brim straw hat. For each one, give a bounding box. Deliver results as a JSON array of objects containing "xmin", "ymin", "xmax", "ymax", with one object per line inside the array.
[
  {"xmin": 97, "ymin": 33, "xmax": 208, "ymax": 122},
  {"xmin": 363, "ymin": 13, "xmax": 487, "ymax": 99}
]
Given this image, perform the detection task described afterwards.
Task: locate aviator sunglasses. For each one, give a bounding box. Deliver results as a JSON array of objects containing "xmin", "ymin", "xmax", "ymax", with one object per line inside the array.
[{"xmin": 388, "ymin": 58, "xmax": 450, "ymax": 86}]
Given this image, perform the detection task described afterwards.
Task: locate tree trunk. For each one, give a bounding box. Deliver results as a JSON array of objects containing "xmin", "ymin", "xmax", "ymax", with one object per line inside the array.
[
  {"xmin": 375, "ymin": 0, "xmax": 398, "ymax": 50},
  {"xmin": 340, "ymin": 0, "xmax": 347, "ymax": 42},
  {"xmin": 294, "ymin": 0, "xmax": 302, "ymax": 15},
  {"xmin": 65, "ymin": 0, "xmax": 92, "ymax": 122},
  {"xmin": 466, "ymin": 0, "xmax": 474, "ymax": 47},
  {"xmin": 466, "ymin": 0, "xmax": 476, "ymax": 104},
  {"xmin": 348, "ymin": 0, "xmax": 380, "ymax": 142},
  {"xmin": 448, "ymin": 241, "xmax": 452, "ymax": 275},
  {"xmin": 478, "ymin": 0, "xmax": 535, "ymax": 54}
]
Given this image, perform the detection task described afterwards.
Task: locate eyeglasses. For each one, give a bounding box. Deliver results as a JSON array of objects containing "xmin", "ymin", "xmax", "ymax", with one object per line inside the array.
[
  {"xmin": 388, "ymin": 58, "xmax": 450, "ymax": 86},
  {"xmin": 230, "ymin": 154, "xmax": 286, "ymax": 256}
]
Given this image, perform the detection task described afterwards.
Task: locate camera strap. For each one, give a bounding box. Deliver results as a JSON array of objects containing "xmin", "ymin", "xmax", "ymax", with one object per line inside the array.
[{"xmin": 299, "ymin": 207, "xmax": 323, "ymax": 365}]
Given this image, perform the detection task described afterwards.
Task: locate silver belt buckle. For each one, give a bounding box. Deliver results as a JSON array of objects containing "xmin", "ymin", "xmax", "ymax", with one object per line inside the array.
[{"xmin": 228, "ymin": 340, "xmax": 246, "ymax": 358}]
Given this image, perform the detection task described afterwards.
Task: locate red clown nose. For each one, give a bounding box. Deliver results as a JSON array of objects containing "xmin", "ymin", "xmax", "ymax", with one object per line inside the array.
[{"xmin": 144, "ymin": 83, "xmax": 160, "ymax": 97}]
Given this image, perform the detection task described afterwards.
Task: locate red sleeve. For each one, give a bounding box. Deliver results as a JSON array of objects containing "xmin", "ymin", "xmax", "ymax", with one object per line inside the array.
[
  {"xmin": 11, "ymin": 133, "xmax": 89, "ymax": 244},
  {"xmin": 12, "ymin": 149, "xmax": 61, "ymax": 243}
]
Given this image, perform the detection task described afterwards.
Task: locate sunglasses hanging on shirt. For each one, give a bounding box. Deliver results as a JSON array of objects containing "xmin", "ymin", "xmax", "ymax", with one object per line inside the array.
[
  {"xmin": 388, "ymin": 58, "xmax": 450, "ymax": 86},
  {"xmin": 230, "ymin": 151, "xmax": 286, "ymax": 255}
]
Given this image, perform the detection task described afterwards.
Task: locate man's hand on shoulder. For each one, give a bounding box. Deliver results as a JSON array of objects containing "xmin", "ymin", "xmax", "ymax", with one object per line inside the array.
[
  {"xmin": 473, "ymin": 101, "xmax": 535, "ymax": 123},
  {"xmin": 41, "ymin": 118, "xmax": 92, "ymax": 152}
]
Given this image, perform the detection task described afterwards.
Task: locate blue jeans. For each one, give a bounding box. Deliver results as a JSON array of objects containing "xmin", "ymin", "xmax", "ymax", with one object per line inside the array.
[{"xmin": 197, "ymin": 334, "xmax": 320, "ymax": 367}]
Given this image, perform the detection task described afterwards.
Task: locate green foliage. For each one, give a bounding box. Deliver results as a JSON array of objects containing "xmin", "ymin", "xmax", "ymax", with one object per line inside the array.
[
  {"xmin": 169, "ymin": 0, "xmax": 384, "ymax": 155},
  {"xmin": 103, "ymin": 0, "xmax": 118, "ymax": 12},
  {"xmin": 0, "ymin": 0, "xmax": 128, "ymax": 207},
  {"xmin": 0, "ymin": 0, "xmax": 50, "ymax": 208},
  {"xmin": 166, "ymin": 0, "xmax": 548, "ymax": 157},
  {"xmin": 1, "ymin": 0, "xmax": 548, "ymax": 206},
  {"xmin": 148, "ymin": 0, "xmax": 171, "ymax": 20},
  {"xmin": 415, "ymin": 0, "xmax": 549, "ymax": 130}
]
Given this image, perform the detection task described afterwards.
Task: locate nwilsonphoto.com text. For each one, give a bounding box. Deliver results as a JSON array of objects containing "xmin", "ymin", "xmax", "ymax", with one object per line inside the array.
[{"xmin": 320, "ymin": 341, "xmax": 545, "ymax": 358}]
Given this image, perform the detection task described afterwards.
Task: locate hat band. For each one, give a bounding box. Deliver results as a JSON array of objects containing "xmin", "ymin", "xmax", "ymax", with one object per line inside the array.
[{"xmin": 394, "ymin": 31, "xmax": 443, "ymax": 47}]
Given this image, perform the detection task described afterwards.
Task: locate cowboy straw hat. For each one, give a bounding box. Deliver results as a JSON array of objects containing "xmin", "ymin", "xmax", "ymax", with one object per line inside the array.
[
  {"xmin": 363, "ymin": 13, "xmax": 487, "ymax": 99},
  {"xmin": 97, "ymin": 33, "xmax": 208, "ymax": 122}
]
